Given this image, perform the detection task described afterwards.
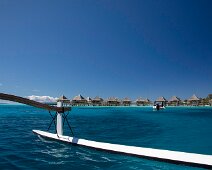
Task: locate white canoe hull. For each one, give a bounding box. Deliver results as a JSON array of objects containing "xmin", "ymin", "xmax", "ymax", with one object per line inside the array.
[{"xmin": 33, "ymin": 130, "xmax": 212, "ymax": 169}]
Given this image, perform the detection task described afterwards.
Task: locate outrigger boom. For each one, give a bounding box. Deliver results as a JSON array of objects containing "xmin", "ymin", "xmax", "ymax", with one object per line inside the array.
[
  {"xmin": 1, "ymin": 93, "xmax": 212, "ymax": 169},
  {"xmin": 0, "ymin": 93, "xmax": 70, "ymax": 113}
]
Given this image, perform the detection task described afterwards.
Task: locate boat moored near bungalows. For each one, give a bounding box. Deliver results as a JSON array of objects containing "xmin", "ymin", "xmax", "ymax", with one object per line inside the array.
[{"xmin": 153, "ymin": 96, "xmax": 167, "ymax": 110}]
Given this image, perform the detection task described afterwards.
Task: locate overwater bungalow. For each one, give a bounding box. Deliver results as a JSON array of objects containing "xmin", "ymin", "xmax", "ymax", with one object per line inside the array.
[
  {"xmin": 122, "ymin": 97, "xmax": 131, "ymax": 106},
  {"xmin": 107, "ymin": 97, "xmax": 120, "ymax": 106},
  {"xmin": 144, "ymin": 98, "xmax": 151, "ymax": 106},
  {"xmin": 201, "ymin": 94, "xmax": 212, "ymax": 106},
  {"xmin": 209, "ymin": 99, "xmax": 212, "ymax": 106},
  {"xmin": 187, "ymin": 94, "xmax": 200, "ymax": 106},
  {"xmin": 136, "ymin": 97, "xmax": 151, "ymax": 106},
  {"xmin": 199, "ymin": 98, "xmax": 209, "ymax": 106},
  {"xmin": 86, "ymin": 97, "xmax": 92, "ymax": 106},
  {"xmin": 168, "ymin": 96, "xmax": 181, "ymax": 106},
  {"xmin": 155, "ymin": 97, "xmax": 167, "ymax": 106},
  {"xmin": 92, "ymin": 96, "xmax": 103, "ymax": 106},
  {"xmin": 72, "ymin": 94, "xmax": 87, "ymax": 106},
  {"xmin": 57, "ymin": 95, "xmax": 70, "ymax": 106},
  {"xmin": 136, "ymin": 97, "xmax": 144, "ymax": 106}
]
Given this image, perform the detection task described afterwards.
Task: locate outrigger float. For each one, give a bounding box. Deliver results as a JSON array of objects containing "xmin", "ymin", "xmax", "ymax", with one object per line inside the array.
[{"xmin": 1, "ymin": 93, "xmax": 212, "ymax": 169}]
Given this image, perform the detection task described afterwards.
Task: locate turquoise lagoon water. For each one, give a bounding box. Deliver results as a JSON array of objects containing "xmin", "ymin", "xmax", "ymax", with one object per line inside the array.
[{"xmin": 0, "ymin": 105, "xmax": 212, "ymax": 170}]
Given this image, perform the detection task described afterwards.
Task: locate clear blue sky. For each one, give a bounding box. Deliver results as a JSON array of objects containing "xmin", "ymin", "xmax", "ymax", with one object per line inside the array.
[{"xmin": 0, "ymin": 0, "xmax": 211, "ymax": 100}]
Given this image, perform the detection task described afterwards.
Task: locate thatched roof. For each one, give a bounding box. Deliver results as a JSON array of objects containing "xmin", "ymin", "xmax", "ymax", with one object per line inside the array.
[
  {"xmin": 188, "ymin": 94, "xmax": 200, "ymax": 101},
  {"xmin": 122, "ymin": 97, "xmax": 131, "ymax": 102},
  {"xmin": 86, "ymin": 97, "xmax": 92, "ymax": 102},
  {"xmin": 144, "ymin": 98, "xmax": 150, "ymax": 103},
  {"xmin": 57, "ymin": 95, "xmax": 69, "ymax": 102},
  {"xmin": 93, "ymin": 96, "xmax": 103, "ymax": 101},
  {"xmin": 72, "ymin": 94, "xmax": 86, "ymax": 101},
  {"xmin": 136, "ymin": 97, "xmax": 145, "ymax": 102},
  {"xmin": 155, "ymin": 97, "xmax": 167, "ymax": 102},
  {"xmin": 169, "ymin": 96, "xmax": 180, "ymax": 102},
  {"xmin": 107, "ymin": 97, "xmax": 119, "ymax": 102},
  {"xmin": 136, "ymin": 97, "xmax": 150, "ymax": 103}
]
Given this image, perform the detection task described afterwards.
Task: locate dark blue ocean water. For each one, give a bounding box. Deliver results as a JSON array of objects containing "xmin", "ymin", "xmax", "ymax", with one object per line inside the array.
[{"xmin": 0, "ymin": 105, "xmax": 212, "ymax": 170}]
